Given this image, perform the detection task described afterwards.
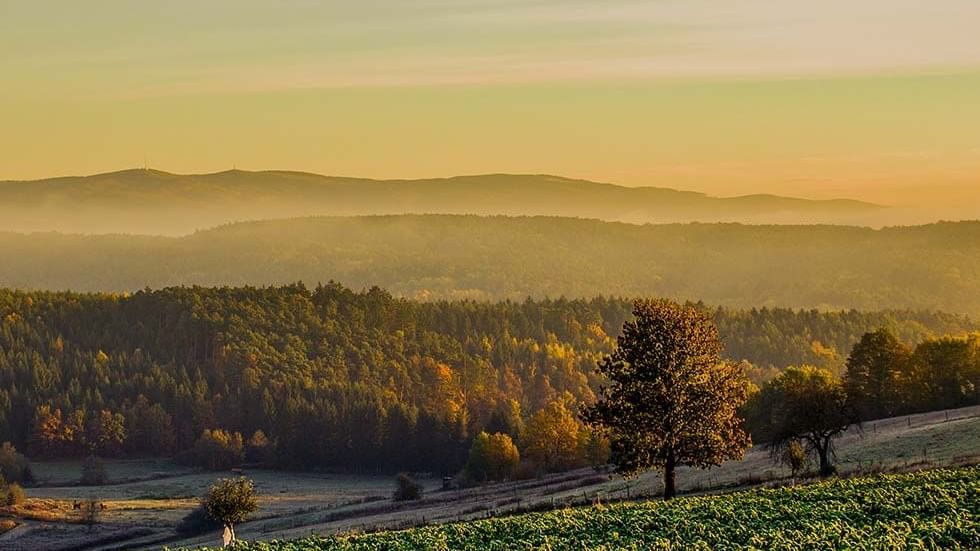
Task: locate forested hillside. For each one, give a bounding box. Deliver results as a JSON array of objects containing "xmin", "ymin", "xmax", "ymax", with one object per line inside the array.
[
  {"xmin": 0, "ymin": 169, "xmax": 882, "ymax": 234},
  {"xmin": 3, "ymin": 217, "xmax": 980, "ymax": 315},
  {"xmin": 0, "ymin": 284, "xmax": 974, "ymax": 473}
]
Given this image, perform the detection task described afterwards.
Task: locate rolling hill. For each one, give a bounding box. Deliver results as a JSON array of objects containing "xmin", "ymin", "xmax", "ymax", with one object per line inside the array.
[
  {"xmin": 2, "ymin": 216, "xmax": 980, "ymax": 315},
  {"xmin": 0, "ymin": 169, "xmax": 884, "ymax": 235}
]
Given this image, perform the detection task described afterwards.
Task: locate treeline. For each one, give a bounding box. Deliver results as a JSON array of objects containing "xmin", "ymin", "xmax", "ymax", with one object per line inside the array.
[
  {"xmin": 0, "ymin": 284, "xmax": 976, "ymax": 473},
  {"xmin": 3, "ymin": 217, "xmax": 980, "ymax": 315},
  {"xmin": 845, "ymin": 329, "xmax": 980, "ymax": 419}
]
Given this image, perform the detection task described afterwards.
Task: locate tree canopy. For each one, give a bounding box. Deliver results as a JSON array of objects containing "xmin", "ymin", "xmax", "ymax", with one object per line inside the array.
[
  {"xmin": 585, "ymin": 299, "xmax": 750, "ymax": 498},
  {"xmin": 0, "ymin": 284, "xmax": 975, "ymax": 475},
  {"xmin": 204, "ymin": 476, "xmax": 258, "ymax": 544}
]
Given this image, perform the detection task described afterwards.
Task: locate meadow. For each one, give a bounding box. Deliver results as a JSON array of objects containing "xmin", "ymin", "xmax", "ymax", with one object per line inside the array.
[
  {"xmin": 1, "ymin": 405, "xmax": 977, "ymax": 550},
  {"xmin": 197, "ymin": 466, "xmax": 980, "ymax": 550}
]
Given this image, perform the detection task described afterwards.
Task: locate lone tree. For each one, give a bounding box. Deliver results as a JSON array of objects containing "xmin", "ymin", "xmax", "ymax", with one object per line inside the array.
[
  {"xmin": 750, "ymin": 366, "xmax": 855, "ymax": 477},
  {"xmin": 204, "ymin": 476, "xmax": 258, "ymax": 546},
  {"xmin": 584, "ymin": 299, "xmax": 751, "ymax": 499}
]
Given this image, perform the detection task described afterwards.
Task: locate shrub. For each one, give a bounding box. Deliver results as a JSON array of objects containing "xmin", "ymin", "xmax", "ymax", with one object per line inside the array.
[
  {"xmin": 4, "ymin": 482, "xmax": 25, "ymax": 506},
  {"xmin": 246, "ymin": 430, "xmax": 276, "ymax": 465},
  {"xmin": 184, "ymin": 429, "xmax": 245, "ymax": 471},
  {"xmin": 0, "ymin": 442, "xmax": 34, "ymax": 485},
  {"xmin": 781, "ymin": 440, "xmax": 808, "ymax": 478},
  {"xmin": 80, "ymin": 455, "xmax": 108, "ymax": 486},
  {"xmin": 464, "ymin": 432, "xmax": 520, "ymax": 483},
  {"xmin": 393, "ymin": 473, "xmax": 422, "ymax": 501}
]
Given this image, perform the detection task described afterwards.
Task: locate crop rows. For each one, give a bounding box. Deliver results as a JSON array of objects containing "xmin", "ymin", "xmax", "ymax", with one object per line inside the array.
[{"xmin": 215, "ymin": 467, "xmax": 980, "ymax": 550}]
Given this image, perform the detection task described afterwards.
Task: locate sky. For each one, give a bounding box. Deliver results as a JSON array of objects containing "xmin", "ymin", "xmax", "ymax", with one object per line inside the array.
[{"xmin": 2, "ymin": 0, "xmax": 980, "ymax": 205}]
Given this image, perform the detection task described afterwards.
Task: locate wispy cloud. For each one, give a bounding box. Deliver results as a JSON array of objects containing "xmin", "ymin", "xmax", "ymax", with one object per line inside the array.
[{"xmin": 4, "ymin": 0, "xmax": 980, "ymax": 98}]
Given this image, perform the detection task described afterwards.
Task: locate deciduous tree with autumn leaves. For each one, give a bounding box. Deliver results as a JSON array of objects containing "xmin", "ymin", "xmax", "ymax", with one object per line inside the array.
[{"xmin": 585, "ymin": 299, "xmax": 751, "ymax": 499}]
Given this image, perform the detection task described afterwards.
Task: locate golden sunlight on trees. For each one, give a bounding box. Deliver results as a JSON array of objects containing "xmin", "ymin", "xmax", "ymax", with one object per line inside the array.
[
  {"xmin": 464, "ymin": 431, "xmax": 520, "ymax": 483},
  {"xmin": 204, "ymin": 476, "xmax": 258, "ymax": 546},
  {"xmin": 585, "ymin": 299, "xmax": 751, "ymax": 499}
]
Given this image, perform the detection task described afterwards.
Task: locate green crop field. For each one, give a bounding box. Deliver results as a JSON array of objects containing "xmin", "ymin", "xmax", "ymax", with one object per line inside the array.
[{"xmin": 203, "ymin": 467, "xmax": 979, "ymax": 551}]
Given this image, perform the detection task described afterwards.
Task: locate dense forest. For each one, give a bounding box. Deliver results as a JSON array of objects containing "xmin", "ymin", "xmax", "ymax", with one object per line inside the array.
[
  {"xmin": 1, "ymin": 284, "xmax": 975, "ymax": 474},
  {"xmin": 0, "ymin": 169, "xmax": 883, "ymax": 235},
  {"xmin": 3, "ymin": 217, "xmax": 980, "ymax": 315}
]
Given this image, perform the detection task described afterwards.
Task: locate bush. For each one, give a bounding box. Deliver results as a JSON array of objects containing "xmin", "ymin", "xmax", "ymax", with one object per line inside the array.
[
  {"xmin": 4, "ymin": 482, "xmax": 25, "ymax": 506},
  {"xmin": 0, "ymin": 442, "xmax": 33, "ymax": 485},
  {"xmin": 781, "ymin": 440, "xmax": 808, "ymax": 478},
  {"xmin": 80, "ymin": 455, "xmax": 108, "ymax": 486},
  {"xmin": 246, "ymin": 430, "xmax": 276, "ymax": 465},
  {"xmin": 183, "ymin": 429, "xmax": 245, "ymax": 471},
  {"xmin": 393, "ymin": 473, "xmax": 422, "ymax": 501},
  {"xmin": 464, "ymin": 432, "xmax": 520, "ymax": 483}
]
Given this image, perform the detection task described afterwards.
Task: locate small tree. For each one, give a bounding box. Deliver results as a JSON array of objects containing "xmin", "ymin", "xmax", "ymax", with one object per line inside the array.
[
  {"xmin": 781, "ymin": 440, "xmax": 807, "ymax": 480},
  {"xmin": 189, "ymin": 429, "xmax": 245, "ymax": 471},
  {"xmin": 0, "ymin": 475, "xmax": 26, "ymax": 506},
  {"xmin": 0, "ymin": 442, "xmax": 34, "ymax": 485},
  {"xmin": 752, "ymin": 366, "xmax": 855, "ymax": 477},
  {"xmin": 523, "ymin": 396, "xmax": 583, "ymax": 472},
  {"xmin": 584, "ymin": 299, "xmax": 751, "ymax": 499},
  {"xmin": 246, "ymin": 430, "xmax": 275, "ymax": 465},
  {"xmin": 393, "ymin": 473, "xmax": 422, "ymax": 501},
  {"xmin": 204, "ymin": 477, "xmax": 258, "ymax": 546},
  {"xmin": 85, "ymin": 410, "xmax": 126, "ymax": 456},
  {"xmin": 845, "ymin": 329, "xmax": 912, "ymax": 419},
  {"xmin": 80, "ymin": 455, "xmax": 108, "ymax": 486},
  {"xmin": 464, "ymin": 432, "xmax": 520, "ymax": 482}
]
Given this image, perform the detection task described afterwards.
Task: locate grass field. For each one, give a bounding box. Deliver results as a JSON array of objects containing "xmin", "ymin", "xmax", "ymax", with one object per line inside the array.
[
  {"xmin": 194, "ymin": 467, "xmax": 980, "ymax": 550},
  {"xmin": 0, "ymin": 406, "xmax": 978, "ymax": 550}
]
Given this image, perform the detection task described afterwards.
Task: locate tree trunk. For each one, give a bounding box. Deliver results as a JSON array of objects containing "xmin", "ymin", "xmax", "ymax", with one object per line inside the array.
[
  {"xmin": 816, "ymin": 439, "xmax": 833, "ymax": 477},
  {"xmin": 223, "ymin": 524, "xmax": 235, "ymax": 547},
  {"xmin": 663, "ymin": 449, "xmax": 677, "ymax": 500}
]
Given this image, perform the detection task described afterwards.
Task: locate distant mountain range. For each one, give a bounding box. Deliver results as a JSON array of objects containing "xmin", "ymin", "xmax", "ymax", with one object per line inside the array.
[{"xmin": 0, "ymin": 169, "xmax": 885, "ymax": 234}]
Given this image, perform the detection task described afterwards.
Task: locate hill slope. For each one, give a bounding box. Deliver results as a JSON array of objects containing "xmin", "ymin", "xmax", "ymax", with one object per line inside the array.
[
  {"xmin": 191, "ymin": 467, "xmax": 980, "ymax": 550},
  {"xmin": 0, "ymin": 169, "xmax": 883, "ymax": 234},
  {"xmin": 2, "ymin": 216, "xmax": 980, "ymax": 314}
]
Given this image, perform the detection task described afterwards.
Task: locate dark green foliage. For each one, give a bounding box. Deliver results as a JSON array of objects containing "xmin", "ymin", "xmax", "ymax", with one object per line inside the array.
[
  {"xmin": 393, "ymin": 473, "xmax": 422, "ymax": 501},
  {"xmin": 747, "ymin": 366, "xmax": 855, "ymax": 476},
  {"xmin": 585, "ymin": 300, "xmax": 750, "ymax": 499},
  {"xmin": 843, "ymin": 330, "xmax": 980, "ymax": 421},
  {"xmin": 845, "ymin": 329, "xmax": 913, "ymax": 419}
]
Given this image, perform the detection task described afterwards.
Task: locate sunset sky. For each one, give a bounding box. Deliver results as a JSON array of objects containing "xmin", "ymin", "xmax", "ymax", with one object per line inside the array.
[{"xmin": 3, "ymin": 0, "xmax": 979, "ymax": 205}]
